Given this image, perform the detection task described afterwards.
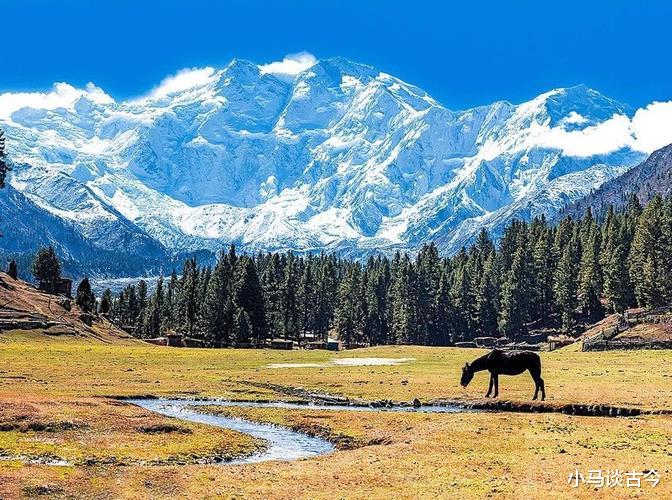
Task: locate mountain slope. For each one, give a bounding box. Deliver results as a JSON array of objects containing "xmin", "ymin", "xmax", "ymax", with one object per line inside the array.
[
  {"xmin": 0, "ymin": 272, "xmax": 136, "ymax": 343},
  {"xmin": 1, "ymin": 57, "xmax": 667, "ymax": 272},
  {"xmin": 560, "ymin": 144, "xmax": 672, "ymax": 219}
]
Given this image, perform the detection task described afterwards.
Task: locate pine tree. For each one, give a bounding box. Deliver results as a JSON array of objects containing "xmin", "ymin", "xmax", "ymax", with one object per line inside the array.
[
  {"xmin": 261, "ymin": 254, "xmax": 283, "ymax": 339},
  {"xmin": 314, "ymin": 255, "xmax": 337, "ymax": 341},
  {"xmin": 31, "ymin": 246, "xmax": 61, "ymax": 291},
  {"xmin": 333, "ymin": 263, "xmax": 365, "ymax": 347},
  {"xmin": 197, "ymin": 266, "xmax": 211, "ymax": 322},
  {"xmin": 141, "ymin": 275, "xmax": 164, "ymax": 338},
  {"xmin": 578, "ymin": 227, "xmax": 603, "ymax": 320},
  {"xmin": 476, "ymin": 252, "xmax": 499, "ymax": 336},
  {"xmin": 198, "ymin": 253, "xmax": 230, "ymax": 346},
  {"xmin": 630, "ymin": 195, "xmax": 665, "ymax": 308},
  {"xmin": 7, "ymin": 259, "xmax": 18, "ymax": 279},
  {"xmin": 498, "ymin": 247, "xmax": 532, "ymax": 338},
  {"xmin": 554, "ymin": 242, "xmax": 579, "ymax": 333},
  {"xmin": 660, "ymin": 197, "xmax": 672, "ymax": 300},
  {"xmin": 137, "ymin": 280, "xmax": 148, "ymax": 319},
  {"xmin": 451, "ymin": 260, "xmax": 473, "ymax": 341},
  {"xmin": 531, "ymin": 224, "xmax": 554, "ymax": 323},
  {"xmin": 475, "ymin": 228, "xmax": 495, "ymax": 258},
  {"xmin": 75, "ymin": 277, "xmax": 96, "ymax": 313},
  {"xmin": 434, "ymin": 270, "xmax": 454, "ymax": 345},
  {"xmin": 125, "ymin": 285, "xmax": 139, "ymax": 325},
  {"xmin": 233, "ymin": 308, "xmax": 252, "ymax": 345},
  {"xmin": 363, "ymin": 257, "xmax": 390, "ymax": 345},
  {"xmin": 223, "ymin": 297, "xmax": 235, "ymax": 345},
  {"xmin": 233, "ymin": 256, "xmax": 266, "ymax": 344},
  {"xmin": 603, "ymin": 240, "xmax": 633, "ymax": 313},
  {"xmin": 177, "ymin": 258, "xmax": 199, "ymax": 336},
  {"xmin": 297, "ymin": 263, "xmax": 316, "ymax": 344},
  {"xmin": 99, "ymin": 288, "xmax": 113, "ymax": 315},
  {"xmin": 163, "ymin": 271, "xmax": 178, "ymax": 331},
  {"xmin": 415, "ymin": 243, "xmax": 440, "ymax": 345}
]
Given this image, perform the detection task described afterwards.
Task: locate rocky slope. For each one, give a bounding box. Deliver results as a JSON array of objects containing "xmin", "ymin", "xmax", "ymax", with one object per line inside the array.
[{"xmin": 0, "ymin": 272, "xmax": 135, "ymax": 342}]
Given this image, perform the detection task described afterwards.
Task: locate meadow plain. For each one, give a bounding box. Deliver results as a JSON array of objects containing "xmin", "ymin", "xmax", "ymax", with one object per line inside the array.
[{"xmin": 1, "ymin": 332, "xmax": 671, "ymax": 498}]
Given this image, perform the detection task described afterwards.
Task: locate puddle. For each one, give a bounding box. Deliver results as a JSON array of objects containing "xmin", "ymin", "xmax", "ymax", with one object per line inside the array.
[
  {"xmin": 332, "ymin": 357, "xmax": 415, "ymax": 366},
  {"xmin": 265, "ymin": 357, "xmax": 416, "ymax": 369},
  {"xmin": 266, "ymin": 363, "xmax": 326, "ymax": 369}
]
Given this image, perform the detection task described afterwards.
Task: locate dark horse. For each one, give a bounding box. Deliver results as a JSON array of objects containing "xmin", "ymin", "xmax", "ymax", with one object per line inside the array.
[{"xmin": 460, "ymin": 349, "xmax": 545, "ymax": 400}]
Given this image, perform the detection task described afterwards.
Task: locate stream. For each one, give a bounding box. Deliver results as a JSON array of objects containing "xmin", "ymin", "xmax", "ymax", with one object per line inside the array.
[{"xmin": 131, "ymin": 398, "xmax": 469, "ymax": 464}]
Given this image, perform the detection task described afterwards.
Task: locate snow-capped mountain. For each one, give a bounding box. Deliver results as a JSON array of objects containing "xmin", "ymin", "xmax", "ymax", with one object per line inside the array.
[{"xmin": 1, "ymin": 56, "xmax": 670, "ymax": 272}]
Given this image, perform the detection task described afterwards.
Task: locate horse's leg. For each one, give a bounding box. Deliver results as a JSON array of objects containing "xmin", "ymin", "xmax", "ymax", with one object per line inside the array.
[
  {"xmin": 530, "ymin": 366, "xmax": 544, "ymax": 401},
  {"xmin": 485, "ymin": 373, "xmax": 493, "ymax": 397},
  {"xmin": 533, "ymin": 379, "xmax": 539, "ymax": 400},
  {"xmin": 493, "ymin": 373, "xmax": 499, "ymax": 398}
]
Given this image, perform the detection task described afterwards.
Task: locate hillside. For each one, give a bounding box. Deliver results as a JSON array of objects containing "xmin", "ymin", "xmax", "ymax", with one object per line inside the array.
[
  {"xmin": 559, "ymin": 143, "xmax": 672, "ymax": 219},
  {"xmin": 0, "ymin": 272, "xmax": 137, "ymax": 343},
  {"xmin": 2, "ymin": 57, "xmax": 664, "ymax": 273}
]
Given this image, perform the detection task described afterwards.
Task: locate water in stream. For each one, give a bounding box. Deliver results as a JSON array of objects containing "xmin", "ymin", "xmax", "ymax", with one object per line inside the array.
[{"xmin": 131, "ymin": 398, "xmax": 468, "ymax": 464}]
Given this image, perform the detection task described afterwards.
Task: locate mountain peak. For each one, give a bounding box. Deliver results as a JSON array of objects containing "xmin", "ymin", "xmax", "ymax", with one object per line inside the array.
[
  {"xmin": 225, "ymin": 58, "xmax": 261, "ymax": 77},
  {"xmin": 541, "ymin": 84, "xmax": 632, "ymax": 129}
]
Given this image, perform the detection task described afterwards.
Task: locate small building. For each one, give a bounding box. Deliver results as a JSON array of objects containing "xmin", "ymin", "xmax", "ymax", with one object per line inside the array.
[
  {"xmin": 38, "ymin": 278, "xmax": 72, "ymax": 297},
  {"xmin": 454, "ymin": 341, "xmax": 478, "ymax": 348},
  {"xmin": 474, "ymin": 336, "xmax": 498, "ymax": 348},
  {"xmin": 166, "ymin": 333, "xmax": 186, "ymax": 347},
  {"xmin": 326, "ymin": 338, "xmax": 342, "ymax": 351},
  {"xmin": 184, "ymin": 337, "xmax": 204, "ymax": 348},
  {"xmin": 547, "ymin": 335, "xmax": 575, "ymax": 351},
  {"xmin": 144, "ymin": 337, "xmax": 168, "ymax": 346},
  {"xmin": 305, "ymin": 341, "xmax": 326, "ymax": 350},
  {"xmin": 270, "ymin": 338, "xmax": 294, "ymax": 350}
]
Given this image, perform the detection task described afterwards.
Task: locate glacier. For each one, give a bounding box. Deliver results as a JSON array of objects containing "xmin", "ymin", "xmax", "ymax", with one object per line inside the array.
[{"xmin": 0, "ymin": 56, "xmax": 657, "ymax": 274}]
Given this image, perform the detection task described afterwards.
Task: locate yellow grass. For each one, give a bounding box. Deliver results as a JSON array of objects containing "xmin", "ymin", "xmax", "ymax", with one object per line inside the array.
[
  {"xmin": 0, "ymin": 396, "xmax": 260, "ymax": 466},
  {"xmin": 1, "ymin": 332, "xmax": 671, "ymax": 498},
  {"xmin": 2, "ymin": 335, "xmax": 671, "ymax": 409}
]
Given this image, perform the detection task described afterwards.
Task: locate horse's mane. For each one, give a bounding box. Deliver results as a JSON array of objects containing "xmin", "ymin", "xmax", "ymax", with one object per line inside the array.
[{"xmin": 469, "ymin": 351, "xmax": 492, "ymax": 372}]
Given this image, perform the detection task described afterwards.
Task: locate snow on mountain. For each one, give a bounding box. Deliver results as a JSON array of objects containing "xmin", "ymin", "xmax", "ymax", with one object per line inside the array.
[{"xmin": 2, "ymin": 56, "xmax": 670, "ymax": 271}]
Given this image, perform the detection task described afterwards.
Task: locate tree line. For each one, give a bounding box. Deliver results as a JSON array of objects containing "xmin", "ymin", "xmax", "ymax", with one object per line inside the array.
[
  {"xmin": 96, "ymin": 193, "xmax": 670, "ymax": 346},
  {"xmin": 19, "ymin": 193, "xmax": 672, "ymax": 347}
]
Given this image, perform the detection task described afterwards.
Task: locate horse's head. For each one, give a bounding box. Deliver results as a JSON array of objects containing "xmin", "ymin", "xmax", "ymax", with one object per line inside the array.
[{"xmin": 460, "ymin": 362, "xmax": 474, "ymax": 387}]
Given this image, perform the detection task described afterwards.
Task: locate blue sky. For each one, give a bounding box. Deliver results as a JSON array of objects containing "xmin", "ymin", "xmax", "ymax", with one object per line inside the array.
[{"xmin": 3, "ymin": 0, "xmax": 671, "ymax": 109}]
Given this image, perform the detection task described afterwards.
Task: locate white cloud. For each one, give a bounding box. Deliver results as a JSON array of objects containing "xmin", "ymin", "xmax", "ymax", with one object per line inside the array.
[
  {"xmin": 530, "ymin": 101, "xmax": 672, "ymax": 157},
  {"xmin": 631, "ymin": 101, "xmax": 672, "ymax": 153},
  {"xmin": 259, "ymin": 52, "xmax": 317, "ymax": 75},
  {"xmin": 561, "ymin": 111, "xmax": 589, "ymax": 126},
  {"xmin": 0, "ymin": 82, "xmax": 113, "ymax": 120},
  {"xmin": 536, "ymin": 114, "xmax": 633, "ymax": 156},
  {"xmin": 147, "ymin": 67, "xmax": 217, "ymax": 98}
]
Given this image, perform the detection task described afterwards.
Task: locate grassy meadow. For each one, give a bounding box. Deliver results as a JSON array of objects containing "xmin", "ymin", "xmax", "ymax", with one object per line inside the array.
[{"xmin": 1, "ymin": 332, "xmax": 671, "ymax": 498}]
